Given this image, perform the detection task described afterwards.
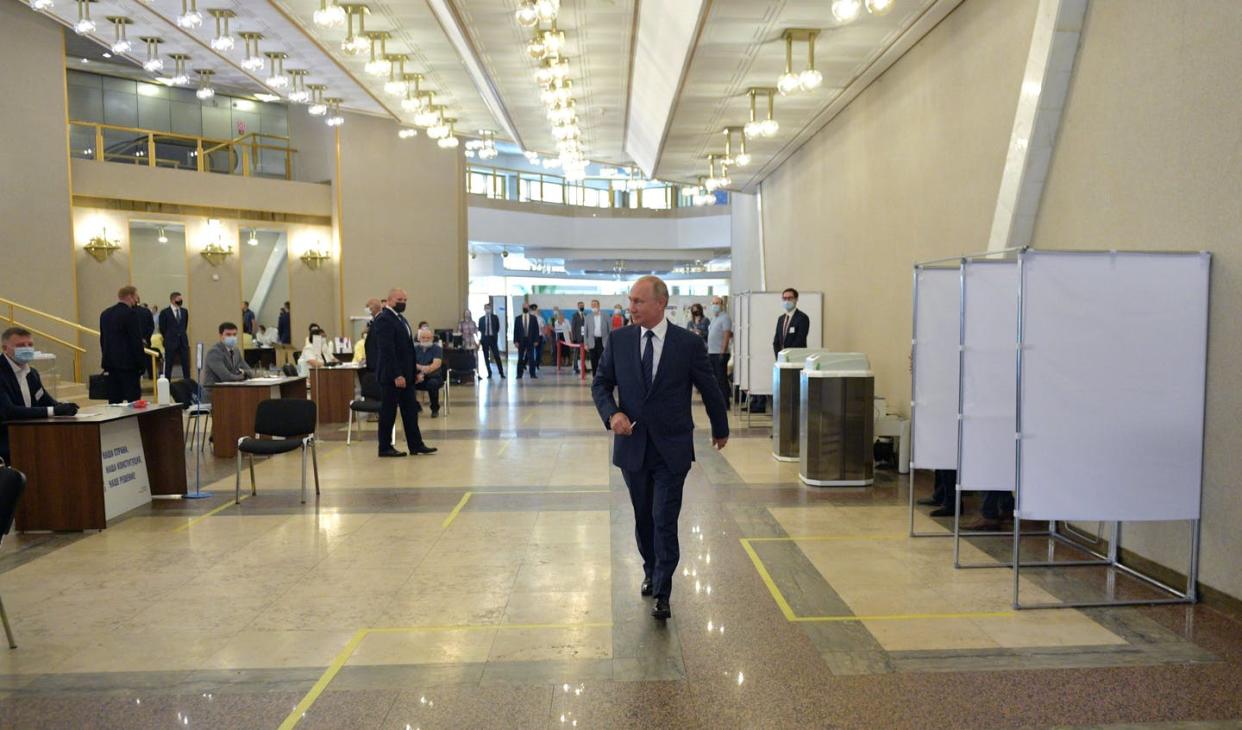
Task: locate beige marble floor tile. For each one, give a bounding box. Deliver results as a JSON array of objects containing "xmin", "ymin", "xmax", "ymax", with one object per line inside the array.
[
  {"xmin": 511, "ymin": 562, "xmax": 611, "ymax": 594},
  {"xmin": 348, "ymin": 628, "xmax": 498, "ymax": 666},
  {"xmin": 970, "ymin": 611, "xmax": 1127, "ymax": 648},
  {"xmin": 407, "ymin": 562, "xmax": 523, "ymax": 595},
  {"xmin": 204, "ymin": 629, "xmax": 357, "ymax": 669},
  {"xmin": 501, "ymin": 589, "xmax": 612, "ymax": 625},
  {"xmin": 861, "ymin": 617, "xmax": 1001, "ymax": 652},
  {"xmin": 486, "ymin": 625, "xmax": 612, "ymax": 662},
  {"xmin": 376, "ymin": 590, "xmax": 511, "ymax": 627},
  {"xmin": 250, "ymin": 591, "xmax": 391, "ymax": 631},
  {"xmin": 58, "ymin": 630, "xmax": 232, "ymax": 673}
]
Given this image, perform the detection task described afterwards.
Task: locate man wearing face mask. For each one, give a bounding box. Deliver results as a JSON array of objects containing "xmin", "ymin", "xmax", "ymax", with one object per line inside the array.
[
  {"xmin": 100, "ymin": 285, "xmax": 146, "ymax": 403},
  {"xmin": 477, "ymin": 303, "xmax": 505, "ymax": 379},
  {"xmin": 298, "ymin": 323, "xmax": 337, "ymax": 377},
  {"xmin": 0, "ymin": 327, "xmax": 78, "ymax": 463},
  {"xmin": 414, "ymin": 327, "xmax": 444, "ymax": 417},
  {"xmin": 707, "ymin": 295, "xmax": 733, "ymax": 403},
  {"xmin": 570, "ymin": 301, "xmax": 587, "ymax": 374},
  {"xmin": 583, "ymin": 298, "xmax": 611, "ymax": 374},
  {"xmin": 773, "ymin": 288, "xmax": 809, "ymax": 355},
  {"xmin": 159, "ymin": 291, "xmax": 191, "ymax": 380},
  {"xmin": 372, "ymin": 288, "xmax": 436, "ymax": 457},
  {"xmin": 201, "ymin": 322, "xmax": 253, "ymax": 403}
]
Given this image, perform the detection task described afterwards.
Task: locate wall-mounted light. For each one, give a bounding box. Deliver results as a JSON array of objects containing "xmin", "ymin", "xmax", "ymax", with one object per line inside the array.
[
  {"xmin": 84, "ymin": 226, "xmax": 121, "ymax": 262},
  {"xmin": 201, "ymin": 219, "xmax": 232, "ymax": 266},
  {"xmin": 300, "ymin": 243, "xmax": 331, "ymax": 270}
]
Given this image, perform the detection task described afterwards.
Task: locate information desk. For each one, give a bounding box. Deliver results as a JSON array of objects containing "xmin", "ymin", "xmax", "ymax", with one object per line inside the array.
[
  {"xmin": 8, "ymin": 404, "xmax": 187, "ymax": 531},
  {"xmin": 310, "ymin": 364, "xmax": 362, "ymax": 424},
  {"xmin": 211, "ymin": 376, "xmax": 307, "ymax": 458}
]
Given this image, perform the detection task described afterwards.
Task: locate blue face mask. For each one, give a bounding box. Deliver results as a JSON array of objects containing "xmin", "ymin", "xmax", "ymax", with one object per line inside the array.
[
  {"xmin": 783, "ymin": 300, "xmax": 796, "ymax": 312},
  {"xmin": 589, "ymin": 307, "xmax": 597, "ymax": 315},
  {"xmin": 223, "ymin": 336, "xmax": 238, "ymax": 348},
  {"xmin": 710, "ymin": 304, "xmax": 721, "ymax": 315},
  {"xmin": 12, "ymin": 346, "xmax": 35, "ymax": 364}
]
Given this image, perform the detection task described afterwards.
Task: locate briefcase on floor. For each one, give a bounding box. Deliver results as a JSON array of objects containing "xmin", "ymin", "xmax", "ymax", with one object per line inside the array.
[{"xmin": 88, "ymin": 373, "xmax": 108, "ymax": 401}]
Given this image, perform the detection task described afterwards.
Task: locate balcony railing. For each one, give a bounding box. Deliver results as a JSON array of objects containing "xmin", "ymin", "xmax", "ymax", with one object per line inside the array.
[
  {"xmin": 466, "ymin": 164, "xmax": 727, "ymax": 210},
  {"xmin": 68, "ymin": 121, "xmax": 297, "ymax": 180}
]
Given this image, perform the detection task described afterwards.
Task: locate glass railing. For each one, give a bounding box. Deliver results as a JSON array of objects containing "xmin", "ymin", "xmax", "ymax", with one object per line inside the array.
[
  {"xmin": 68, "ymin": 121, "xmax": 296, "ymax": 180},
  {"xmin": 466, "ymin": 164, "xmax": 728, "ymax": 210}
]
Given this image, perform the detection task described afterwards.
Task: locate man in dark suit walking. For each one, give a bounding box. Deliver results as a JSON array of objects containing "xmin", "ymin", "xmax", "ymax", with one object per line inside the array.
[
  {"xmin": 477, "ymin": 303, "xmax": 505, "ymax": 379},
  {"xmin": 372, "ymin": 288, "xmax": 436, "ymax": 458},
  {"xmin": 100, "ymin": 285, "xmax": 146, "ymax": 403},
  {"xmin": 513, "ymin": 305, "xmax": 539, "ymax": 379},
  {"xmin": 159, "ymin": 291, "xmax": 191, "ymax": 379},
  {"xmin": 592, "ymin": 275, "xmax": 730, "ymax": 620},
  {"xmin": 1, "ymin": 327, "xmax": 78, "ymax": 463},
  {"xmin": 773, "ymin": 287, "xmax": 810, "ymax": 355}
]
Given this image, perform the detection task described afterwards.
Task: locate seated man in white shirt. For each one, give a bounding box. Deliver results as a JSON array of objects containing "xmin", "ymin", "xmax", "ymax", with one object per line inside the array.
[
  {"xmin": 254, "ymin": 324, "xmax": 278, "ymax": 348},
  {"xmin": 0, "ymin": 327, "xmax": 78, "ymax": 463},
  {"xmin": 298, "ymin": 323, "xmax": 337, "ymax": 376}
]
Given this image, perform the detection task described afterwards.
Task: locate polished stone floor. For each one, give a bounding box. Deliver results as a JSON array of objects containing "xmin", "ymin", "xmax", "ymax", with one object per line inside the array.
[{"xmin": 1, "ymin": 365, "xmax": 1241, "ymax": 728}]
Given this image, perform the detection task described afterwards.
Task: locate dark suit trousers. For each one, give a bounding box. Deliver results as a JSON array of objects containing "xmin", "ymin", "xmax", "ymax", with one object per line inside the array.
[
  {"xmin": 378, "ymin": 383, "xmax": 424, "ymax": 454},
  {"xmin": 480, "ymin": 336, "xmax": 504, "ymax": 376},
  {"xmin": 164, "ymin": 344, "xmax": 191, "ymax": 379},
  {"xmin": 106, "ymin": 369, "xmax": 141, "ymax": 403},
  {"xmin": 709, "ymin": 353, "xmax": 730, "ymax": 404},
  {"xmin": 621, "ymin": 433, "xmax": 689, "ymax": 600},
  {"xmin": 516, "ymin": 342, "xmax": 537, "ymax": 376},
  {"xmin": 416, "ymin": 375, "xmax": 443, "ymax": 411},
  {"xmin": 588, "ymin": 342, "xmax": 603, "ymax": 373}
]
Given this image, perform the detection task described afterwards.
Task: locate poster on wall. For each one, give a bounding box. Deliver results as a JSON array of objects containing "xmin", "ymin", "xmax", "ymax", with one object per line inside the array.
[{"xmin": 99, "ymin": 418, "xmax": 152, "ymax": 520}]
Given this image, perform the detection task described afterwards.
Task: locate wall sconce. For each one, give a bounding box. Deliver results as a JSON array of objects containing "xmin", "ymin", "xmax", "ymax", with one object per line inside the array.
[
  {"xmin": 84, "ymin": 227, "xmax": 121, "ymax": 262},
  {"xmin": 200, "ymin": 242, "xmax": 233, "ymax": 266},
  {"xmin": 300, "ymin": 242, "xmax": 331, "ymax": 270}
]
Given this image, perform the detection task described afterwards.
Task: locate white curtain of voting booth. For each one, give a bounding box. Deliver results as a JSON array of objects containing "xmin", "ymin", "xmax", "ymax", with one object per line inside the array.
[
  {"xmin": 910, "ymin": 267, "xmax": 960, "ymax": 470},
  {"xmin": 957, "ymin": 260, "xmax": 1019, "ymax": 492},
  {"xmin": 1016, "ymin": 251, "xmax": 1210, "ymax": 522},
  {"xmin": 745, "ymin": 291, "xmax": 823, "ymax": 397},
  {"xmin": 734, "ymin": 293, "xmax": 750, "ymax": 391}
]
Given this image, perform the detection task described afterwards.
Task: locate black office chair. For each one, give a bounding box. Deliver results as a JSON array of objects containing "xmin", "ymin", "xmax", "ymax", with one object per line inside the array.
[
  {"xmin": 0, "ymin": 461, "xmax": 28, "ymax": 649},
  {"xmin": 169, "ymin": 378, "xmax": 211, "ymax": 452},
  {"xmin": 346, "ymin": 372, "xmax": 383, "ymax": 445},
  {"xmin": 235, "ymin": 399, "xmax": 319, "ymax": 505},
  {"xmin": 281, "ymin": 363, "xmax": 298, "ymax": 377}
]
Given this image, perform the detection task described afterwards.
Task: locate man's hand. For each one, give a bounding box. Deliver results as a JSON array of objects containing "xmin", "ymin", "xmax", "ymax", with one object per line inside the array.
[
  {"xmin": 609, "ymin": 412, "xmax": 634, "ymax": 436},
  {"xmin": 394, "ymin": 376, "xmax": 407, "ymax": 389},
  {"xmin": 53, "ymin": 403, "xmax": 80, "ymax": 417},
  {"xmin": 416, "ymin": 373, "xmax": 425, "ymax": 384},
  {"xmin": 712, "ymin": 436, "xmax": 728, "ymax": 450}
]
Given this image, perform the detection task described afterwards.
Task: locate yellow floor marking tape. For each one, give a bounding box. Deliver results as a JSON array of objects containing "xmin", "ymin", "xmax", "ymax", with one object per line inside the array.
[
  {"xmin": 740, "ymin": 538, "xmax": 797, "ymax": 621},
  {"xmin": 791, "ymin": 611, "xmax": 1016, "ymax": 623},
  {"xmin": 173, "ymin": 493, "xmax": 251, "ymax": 532},
  {"xmin": 744, "ymin": 534, "xmax": 909, "ymax": 543},
  {"xmin": 472, "ymin": 489, "xmax": 611, "ymax": 495},
  {"xmin": 277, "ymin": 622, "xmax": 614, "ymax": 729},
  {"xmin": 442, "ymin": 491, "xmax": 473, "ymax": 528}
]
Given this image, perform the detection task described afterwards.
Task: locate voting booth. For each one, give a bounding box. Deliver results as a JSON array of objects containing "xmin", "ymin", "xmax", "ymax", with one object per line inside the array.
[
  {"xmin": 799, "ymin": 352, "xmax": 874, "ymax": 487},
  {"xmin": 772, "ymin": 348, "xmax": 830, "ymax": 461}
]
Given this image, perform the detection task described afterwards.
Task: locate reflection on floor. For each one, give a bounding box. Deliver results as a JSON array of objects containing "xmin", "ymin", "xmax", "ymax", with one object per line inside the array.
[{"xmin": 0, "ymin": 368, "xmax": 1240, "ymax": 728}]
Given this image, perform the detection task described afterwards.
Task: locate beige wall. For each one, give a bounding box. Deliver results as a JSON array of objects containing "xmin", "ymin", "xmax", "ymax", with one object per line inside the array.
[
  {"xmin": 1030, "ymin": 2, "xmax": 1242, "ymax": 600},
  {"xmin": 0, "ymin": 3, "xmax": 79, "ymax": 377},
  {"xmin": 759, "ymin": 0, "xmax": 1038, "ymax": 413},
  {"xmin": 72, "ymin": 207, "xmax": 131, "ymax": 373}
]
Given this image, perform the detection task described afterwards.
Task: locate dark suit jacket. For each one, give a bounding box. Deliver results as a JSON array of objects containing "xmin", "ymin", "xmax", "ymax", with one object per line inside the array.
[
  {"xmin": 159, "ymin": 306, "xmax": 190, "ymax": 352},
  {"xmin": 591, "ymin": 322, "xmax": 729, "ymax": 474},
  {"xmin": 371, "ymin": 308, "xmax": 416, "ymax": 386},
  {"xmin": 773, "ymin": 309, "xmax": 810, "ymax": 355},
  {"xmin": 363, "ymin": 321, "xmax": 377, "ymax": 371},
  {"xmin": 0, "ymin": 359, "xmax": 61, "ymax": 460},
  {"xmin": 477, "ymin": 313, "xmax": 500, "ymax": 340},
  {"xmin": 242, "ymin": 308, "xmax": 256, "ymax": 335},
  {"xmin": 570, "ymin": 311, "xmax": 585, "ymax": 344},
  {"xmin": 99, "ymin": 302, "xmax": 145, "ymax": 372},
  {"xmin": 277, "ymin": 310, "xmax": 291, "ymax": 344},
  {"xmin": 513, "ymin": 313, "xmax": 539, "ymax": 346},
  {"xmin": 140, "ymin": 309, "xmax": 156, "ymax": 341}
]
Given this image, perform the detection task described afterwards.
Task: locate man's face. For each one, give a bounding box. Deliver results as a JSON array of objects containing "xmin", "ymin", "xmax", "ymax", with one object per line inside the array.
[
  {"xmin": 390, "ymin": 291, "xmax": 408, "ymax": 308},
  {"xmin": 591, "ymin": 300, "xmax": 600, "ymax": 311},
  {"xmin": 220, "ymin": 328, "xmax": 238, "ymax": 343},
  {"xmin": 712, "ymin": 296, "xmax": 724, "ymax": 308},
  {"xmin": 2, "ymin": 333, "xmax": 33, "ymax": 359},
  {"xmin": 367, "ymin": 299, "xmax": 382, "ymax": 316},
  {"xmin": 418, "ymin": 329, "xmax": 433, "ymax": 345},
  {"xmin": 577, "ymin": 301, "xmax": 584, "ymax": 311},
  {"xmin": 781, "ymin": 291, "xmax": 797, "ymax": 306},
  {"xmin": 628, "ymin": 281, "xmax": 665, "ymax": 328}
]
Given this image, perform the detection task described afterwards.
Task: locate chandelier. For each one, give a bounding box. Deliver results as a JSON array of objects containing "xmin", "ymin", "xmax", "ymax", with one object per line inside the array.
[
  {"xmin": 515, "ymin": 0, "xmax": 558, "ymax": 28},
  {"xmin": 307, "ymin": 85, "xmax": 328, "ymax": 116},
  {"xmin": 239, "ymin": 32, "xmax": 264, "ymax": 72},
  {"xmin": 364, "ymin": 32, "xmax": 392, "ymax": 76},
  {"xmin": 777, "ymin": 29, "xmax": 822, "ymax": 95},
  {"xmin": 287, "ymin": 70, "xmax": 310, "ymax": 103},
  {"xmin": 384, "ymin": 55, "xmax": 409, "ymax": 96},
  {"xmin": 167, "ymin": 53, "xmax": 190, "ymax": 86},
  {"xmin": 832, "ymin": 0, "xmax": 894, "ymax": 24},
  {"xmin": 264, "ymin": 52, "xmax": 289, "ymax": 89},
  {"xmin": 194, "ymin": 69, "xmax": 215, "ymax": 100},
  {"xmin": 208, "ymin": 9, "xmax": 235, "ymax": 51},
  {"xmin": 743, "ymin": 88, "xmax": 779, "ymax": 139},
  {"xmin": 324, "ymin": 98, "xmax": 345, "ymax": 127},
  {"xmin": 177, "ymin": 0, "xmax": 202, "ymax": 29},
  {"xmin": 313, "ymin": 0, "xmax": 346, "ymax": 28},
  {"xmin": 140, "ymin": 37, "xmax": 163, "ymax": 72},
  {"xmin": 400, "ymin": 74, "xmax": 426, "ymax": 112},
  {"xmin": 73, "ymin": 0, "xmax": 96, "ymax": 35},
  {"xmin": 107, "ymin": 16, "xmax": 132, "ymax": 55},
  {"xmin": 340, "ymin": 5, "xmax": 371, "ymax": 56}
]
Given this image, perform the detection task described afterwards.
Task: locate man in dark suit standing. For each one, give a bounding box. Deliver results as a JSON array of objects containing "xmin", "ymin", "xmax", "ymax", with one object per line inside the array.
[
  {"xmin": 140, "ymin": 302, "xmax": 156, "ymax": 380},
  {"xmin": 159, "ymin": 291, "xmax": 191, "ymax": 379},
  {"xmin": 513, "ymin": 305, "xmax": 539, "ymax": 379},
  {"xmin": 773, "ymin": 287, "xmax": 810, "ymax": 355},
  {"xmin": 372, "ymin": 288, "xmax": 436, "ymax": 458},
  {"xmin": 0, "ymin": 327, "xmax": 78, "ymax": 463},
  {"xmin": 477, "ymin": 303, "xmax": 505, "ymax": 379},
  {"xmin": 592, "ymin": 275, "xmax": 729, "ymax": 620},
  {"xmin": 241, "ymin": 301, "xmax": 256, "ymax": 336},
  {"xmin": 278, "ymin": 301, "xmax": 291, "ymax": 345},
  {"xmin": 99, "ymin": 285, "xmax": 146, "ymax": 403}
]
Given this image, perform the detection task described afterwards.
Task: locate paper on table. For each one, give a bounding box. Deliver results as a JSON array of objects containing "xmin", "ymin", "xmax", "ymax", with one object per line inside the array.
[{"xmin": 246, "ymin": 377, "xmax": 284, "ymax": 384}]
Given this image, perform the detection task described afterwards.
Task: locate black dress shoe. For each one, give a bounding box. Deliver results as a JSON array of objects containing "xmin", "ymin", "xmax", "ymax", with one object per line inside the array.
[
  {"xmin": 929, "ymin": 506, "xmax": 956, "ymax": 517},
  {"xmin": 651, "ymin": 598, "xmax": 670, "ymax": 620},
  {"xmin": 378, "ymin": 449, "xmax": 407, "ymax": 458},
  {"xmin": 412, "ymin": 445, "xmax": 438, "ymax": 455},
  {"xmin": 431, "ymin": 409, "xmax": 440, "ymax": 418},
  {"xmin": 916, "ymin": 497, "xmax": 940, "ymax": 506},
  {"xmin": 640, "ymin": 579, "xmax": 653, "ymax": 597}
]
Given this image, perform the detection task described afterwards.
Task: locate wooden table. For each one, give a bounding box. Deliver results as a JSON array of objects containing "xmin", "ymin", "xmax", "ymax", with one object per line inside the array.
[
  {"xmin": 8, "ymin": 404, "xmax": 186, "ymax": 531},
  {"xmin": 310, "ymin": 364, "xmax": 362, "ymax": 424},
  {"xmin": 211, "ymin": 376, "xmax": 306, "ymax": 458}
]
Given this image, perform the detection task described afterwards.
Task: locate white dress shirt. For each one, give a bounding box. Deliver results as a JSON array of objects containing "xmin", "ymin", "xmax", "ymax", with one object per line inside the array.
[
  {"xmin": 639, "ymin": 318, "xmax": 669, "ymax": 380},
  {"xmin": 6, "ymin": 355, "xmax": 53, "ymax": 416}
]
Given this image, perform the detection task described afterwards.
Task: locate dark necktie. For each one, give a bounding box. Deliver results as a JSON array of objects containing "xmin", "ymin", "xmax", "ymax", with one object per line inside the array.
[{"xmin": 641, "ymin": 330, "xmax": 655, "ymax": 391}]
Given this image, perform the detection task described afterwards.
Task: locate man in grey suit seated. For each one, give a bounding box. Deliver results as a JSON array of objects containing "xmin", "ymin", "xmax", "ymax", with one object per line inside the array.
[{"xmin": 201, "ymin": 322, "xmax": 253, "ymax": 402}]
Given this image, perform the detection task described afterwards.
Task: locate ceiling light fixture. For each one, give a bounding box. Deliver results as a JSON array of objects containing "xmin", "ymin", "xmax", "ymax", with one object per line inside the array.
[
  {"xmin": 239, "ymin": 32, "xmax": 264, "ymax": 72},
  {"xmin": 107, "ymin": 16, "xmax": 131, "ymax": 55},
  {"xmin": 307, "ymin": 84, "xmax": 328, "ymax": 115},
  {"xmin": 208, "ymin": 9, "xmax": 235, "ymax": 51},
  {"xmin": 398, "ymin": 127, "xmax": 417, "ymax": 139},
  {"xmin": 157, "ymin": 226, "xmax": 168, "ymax": 244},
  {"xmin": 140, "ymin": 37, "xmax": 164, "ymax": 73},
  {"xmin": 254, "ymin": 93, "xmax": 280, "ymax": 103},
  {"xmin": 866, "ymin": 0, "xmax": 896, "ymax": 15},
  {"xmin": 743, "ymin": 88, "xmax": 779, "ymax": 139},
  {"xmin": 287, "ymin": 69, "xmax": 310, "ymax": 103},
  {"xmin": 73, "ymin": 0, "xmax": 96, "ymax": 35},
  {"xmin": 195, "ymin": 68, "xmax": 215, "ymax": 99},
  {"xmin": 324, "ymin": 98, "xmax": 345, "ymax": 126},
  {"xmin": 778, "ymin": 30, "xmax": 822, "ymax": 94},
  {"xmin": 177, "ymin": 0, "xmax": 202, "ymax": 29},
  {"xmin": 384, "ymin": 54, "xmax": 408, "ymax": 96},
  {"xmin": 247, "ymin": 229, "xmax": 259, "ymax": 246},
  {"xmin": 364, "ymin": 32, "xmax": 392, "ymax": 77},
  {"xmin": 400, "ymin": 74, "xmax": 425, "ymax": 112},
  {"xmin": 167, "ymin": 53, "xmax": 190, "ymax": 86},
  {"xmin": 340, "ymin": 5, "xmax": 370, "ymax": 56},
  {"xmin": 32, "ymin": 0, "xmax": 54, "ymax": 11},
  {"xmin": 435, "ymin": 119, "xmax": 459, "ymax": 149},
  {"xmin": 313, "ymin": 0, "xmax": 346, "ymax": 29},
  {"xmin": 413, "ymin": 100, "xmax": 441, "ymax": 128},
  {"xmin": 515, "ymin": 1, "xmax": 538, "ymax": 28},
  {"xmin": 832, "ymin": 0, "xmax": 864, "ymax": 24},
  {"xmin": 264, "ymin": 52, "xmax": 289, "ymax": 89}
]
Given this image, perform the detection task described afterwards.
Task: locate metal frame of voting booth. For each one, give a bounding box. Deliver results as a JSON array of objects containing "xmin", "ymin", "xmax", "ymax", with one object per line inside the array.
[
  {"xmin": 1010, "ymin": 249, "xmax": 1209, "ymax": 610},
  {"xmin": 951, "ymin": 253, "xmax": 1110, "ymax": 571}
]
